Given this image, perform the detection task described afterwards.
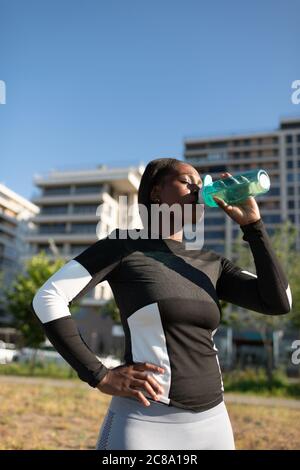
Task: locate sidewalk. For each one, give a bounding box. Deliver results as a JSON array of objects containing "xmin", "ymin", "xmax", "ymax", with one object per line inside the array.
[{"xmin": 1, "ymin": 374, "xmax": 300, "ymax": 409}]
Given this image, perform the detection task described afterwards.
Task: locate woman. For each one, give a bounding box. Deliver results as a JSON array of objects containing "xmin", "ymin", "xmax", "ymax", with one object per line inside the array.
[{"xmin": 31, "ymin": 158, "xmax": 292, "ymax": 450}]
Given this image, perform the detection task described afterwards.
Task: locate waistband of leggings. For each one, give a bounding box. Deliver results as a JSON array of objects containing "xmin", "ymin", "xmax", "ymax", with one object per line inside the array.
[{"xmin": 107, "ymin": 395, "xmax": 227, "ymax": 423}]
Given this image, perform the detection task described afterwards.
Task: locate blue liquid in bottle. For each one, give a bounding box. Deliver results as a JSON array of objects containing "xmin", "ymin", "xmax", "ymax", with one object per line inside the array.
[{"xmin": 198, "ymin": 169, "xmax": 271, "ymax": 207}]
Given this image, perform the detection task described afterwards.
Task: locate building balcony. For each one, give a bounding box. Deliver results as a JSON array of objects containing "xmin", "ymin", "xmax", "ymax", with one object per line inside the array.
[
  {"xmin": 185, "ymin": 155, "xmax": 280, "ymax": 167},
  {"xmin": 25, "ymin": 233, "xmax": 100, "ymax": 243},
  {"xmin": 184, "ymin": 141, "xmax": 279, "ymax": 155},
  {"xmin": 31, "ymin": 192, "xmax": 105, "ymax": 205},
  {"xmin": 33, "ymin": 166, "xmax": 143, "ymax": 193},
  {"xmin": 30, "ymin": 214, "xmax": 101, "ymax": 223}
]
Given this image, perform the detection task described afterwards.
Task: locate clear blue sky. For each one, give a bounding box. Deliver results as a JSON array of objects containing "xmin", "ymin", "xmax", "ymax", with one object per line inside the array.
[{"xmin": 1, "ymin": 0, "xmax": 299, "ymax": 201}]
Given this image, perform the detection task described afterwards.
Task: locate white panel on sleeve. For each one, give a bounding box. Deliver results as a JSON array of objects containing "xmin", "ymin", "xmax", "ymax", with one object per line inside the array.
[
  {"xmin": 241, "ymin": 270, "xmax": 257, "ymax": 278},
  {"xmin": 32, "ymin": 259, "xmax": 92, "ymax": 324},
  {"xmin": 286, "ymin": 284, "xmax": 292, "ymax": 309}
]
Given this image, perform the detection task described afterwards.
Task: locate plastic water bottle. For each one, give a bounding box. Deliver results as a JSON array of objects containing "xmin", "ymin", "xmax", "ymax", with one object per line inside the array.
[{"xmin": 197, "ymin": 169, "xmax": 271, "ymax": 207}]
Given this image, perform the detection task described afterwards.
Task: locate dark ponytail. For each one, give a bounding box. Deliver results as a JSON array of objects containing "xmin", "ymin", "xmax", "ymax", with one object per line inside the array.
[{"xmin": 138, "ymin": 157, "xmax": 182, "ymax": 229}]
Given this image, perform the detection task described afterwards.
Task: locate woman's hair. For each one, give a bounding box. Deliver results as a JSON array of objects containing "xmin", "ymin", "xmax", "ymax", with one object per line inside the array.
[{"xmin": 137, "ymin": 157, "xmax": 183, "ymax": 229}]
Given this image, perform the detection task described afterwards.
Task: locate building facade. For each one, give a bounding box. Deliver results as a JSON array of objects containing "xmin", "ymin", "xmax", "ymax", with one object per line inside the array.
[
  {"xmin": 0, "ymin": 183, "xmax": 39, "ymax": 329},
  {"xmin": 184, "ymin": 117, "xmax": 300, "ymax": 257},
  {"xmin": 26, "ymin": 164, "xmax": 144, "ymax": 355}
]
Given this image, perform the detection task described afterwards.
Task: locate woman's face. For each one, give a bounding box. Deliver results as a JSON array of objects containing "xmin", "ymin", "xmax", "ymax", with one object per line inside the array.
[{"xmin": 150, "ymin": 163, "xmax": 204, "ymax": 227}]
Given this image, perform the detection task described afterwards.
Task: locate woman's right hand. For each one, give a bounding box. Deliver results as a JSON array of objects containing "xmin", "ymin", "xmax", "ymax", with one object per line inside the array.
[{"xmin": 96, "ymin": 362, "xmax": 165, "ymax": 407}]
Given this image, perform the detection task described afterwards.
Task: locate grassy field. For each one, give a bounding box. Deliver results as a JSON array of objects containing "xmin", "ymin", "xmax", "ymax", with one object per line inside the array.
[{"xmin": 0, "ymin": 378, "xmax": 300, "ymax": 450}]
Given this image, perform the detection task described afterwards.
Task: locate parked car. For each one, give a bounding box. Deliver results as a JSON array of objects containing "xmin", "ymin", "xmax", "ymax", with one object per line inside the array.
[
  {"xmin": 0, "ymin": 340, "xmax": 19, "ymax": 364},
  {"xmin": 15, "ymin": 340, "xmax": 122, "ymax": 369},
  {"xmin": 15, "ymin": 342, "xmax": 68, "ymax": 366}
]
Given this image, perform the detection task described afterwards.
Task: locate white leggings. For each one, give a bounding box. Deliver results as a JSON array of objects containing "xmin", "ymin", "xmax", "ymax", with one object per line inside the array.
[{"xmin": 96, "ymin": 396, "xmax": 235, "ymax": 450}]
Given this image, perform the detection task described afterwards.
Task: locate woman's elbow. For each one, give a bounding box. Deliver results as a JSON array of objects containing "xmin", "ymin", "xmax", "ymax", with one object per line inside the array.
[
  {"xmin": 278, "ymin": 284, "xmax": 293, "ymax": 315},
  {"xmin": 267, "ymin": 300, "xmax": 292, "ymax": 315},
  {"xmin": 264, "ymin": 284, "xmax": 293, "ymax": 315}
]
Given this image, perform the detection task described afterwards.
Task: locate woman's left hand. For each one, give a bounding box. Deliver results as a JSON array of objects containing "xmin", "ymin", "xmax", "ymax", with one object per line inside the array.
[{"xmin": 213, "ymin": 172, "xmax": 261, "ymax": 226}]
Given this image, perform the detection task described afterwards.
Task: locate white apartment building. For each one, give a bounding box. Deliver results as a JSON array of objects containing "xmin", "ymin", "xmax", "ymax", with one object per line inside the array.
[
  {"xmin": 184, "ymin": 117, "xmax": 300, "ymax": 258},
  {"xmin": 26, "ymin": 164, "xmax": 144, "ymax": 355},
  {"xmin": 0, "ymin": 183, "xmax": 39, "ymax": 279},
  {"xmin": 27, "ymin": 164, "xmax": 144, "ymax": 305},
  {"xmin": 0, "ymin": 183, "xmax": 39, "ymax": 328}
]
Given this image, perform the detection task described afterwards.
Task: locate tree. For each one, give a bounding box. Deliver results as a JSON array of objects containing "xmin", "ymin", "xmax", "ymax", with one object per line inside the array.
[
  {"xmin": 3, "ymin": 251, "xmax": 78, "ymax": 372},
  {"xmin": 101, "ymin": 297, "xmax": 121, "ymax": 324}
]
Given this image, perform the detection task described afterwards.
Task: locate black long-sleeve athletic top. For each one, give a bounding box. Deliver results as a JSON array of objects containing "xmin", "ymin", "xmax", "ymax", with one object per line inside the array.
[{"xmin": 31, "ymin": 218, "xmax": 292, "ymax": 412}]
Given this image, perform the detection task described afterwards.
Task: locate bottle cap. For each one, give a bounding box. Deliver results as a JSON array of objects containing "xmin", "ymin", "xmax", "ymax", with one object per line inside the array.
[
  {"xmin": 203, "ymin": 174, "xmax": 213, "ymax": 186},
  {"xmin": 197, "ymin": 174, "xmax": 213, "ymax": 204},
  {"xmin": 258, "ymin": 170, "xmax": 270, "ymax": 190}
]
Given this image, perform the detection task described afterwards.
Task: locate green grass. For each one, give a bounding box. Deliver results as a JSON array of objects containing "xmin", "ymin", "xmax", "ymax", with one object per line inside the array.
[
  {"xmin": 1, "ymin": 363, "xmax": 300, "ymax": 398},
  {"xmin": 223, "ymin": 367, "xmax": 300, "ymax": 398},
  {"xmin": 0, "ymin": 362, "xmax": 79, "ymax": 380}
]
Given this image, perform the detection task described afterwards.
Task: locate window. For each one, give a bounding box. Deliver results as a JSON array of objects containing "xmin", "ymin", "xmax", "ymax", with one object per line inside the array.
[
  {"xmin": 261, "ymin": 214, "xmax": 281, "ymax": 224},
  {"xmin": 71, "ymin": 223, "xmax": 96, "ymax": 234},
  {"xmin": 205, "ymin": 217, "xmax": 224, "ymax": 226},
  {"xmin": 261, "ymin": 200, "xmax": 280, "ymax": 209},
  {"xmin": 43, "ymin": 187, "xmax": 70, "ymax": 196},
  {"xmin": 207, "ymin": 152, "xmax": 227, "ymax": 162},
  {"xmin": 268, "ymin": 187, "xmax": 281, "ymax": 196},
  {"xmin": 286, "ymin": 147, "xmax": 293, "ymax": 156},
  {"xmin": 285, "ymin": 135, "xmax": 293, "ymax": 144},
  {"xmin": 270, "ymin": 174, "xmax": 280, "ymax": 182},
  {"xmin": 208, "ymin": 141, "xmax": 228, "ymax": 149},
  {"xmin": 287, "ymin": 160, "xmax": 294, "ymax": 169},
  {"xmin": 288, "ymin": 200, "xmax": 295, "ymax": 209},
  {"xmin": 41, "ymin": 205, "xmax": 68, "ymax": 214},
  {"xmin": 288, "ymin": 187, "xmax": 294, "ymax": 196},
  {"xmin": 73, "ymin": 204, "xmax": 99, "ymax": 214},
  {"xmin": 297, "ymin": 135, "xmax": 300, "ymax": 143},
  {"xmin": 74, "ymin": 185, "xmax": 103, "ymax": 194},
  {"xmin": 287, "ymin": 174, "xmax": 294, "ymax": 183},
  {"xmin": 205, "ymin": 230, "xmax": 224, "ymax": 240},
  {"xmin": 39, "ymin": 224, "xmax": 66, "ymax": 234}
]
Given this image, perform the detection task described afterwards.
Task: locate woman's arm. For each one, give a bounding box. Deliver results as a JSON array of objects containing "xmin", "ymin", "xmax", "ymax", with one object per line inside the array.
[
  {"xmin": 31, "ymin": 229, "xmax": 125, "ymax": 387},
  {"xmin": 216, "ymin": 218, "xmax": 292, "ymax": 315},
  {"xmin": 212, "ymin": 172, "xmax": 292, "ymax": 315}
]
